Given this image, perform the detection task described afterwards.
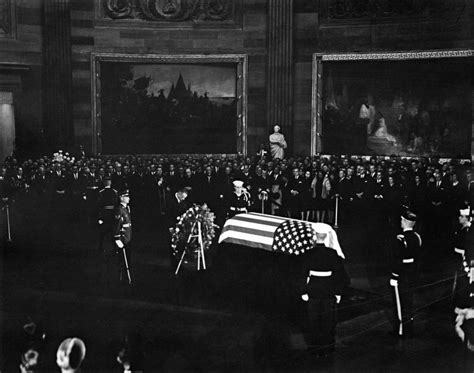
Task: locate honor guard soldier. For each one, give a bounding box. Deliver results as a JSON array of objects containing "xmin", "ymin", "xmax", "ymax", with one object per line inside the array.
[
  {"xmin": 300, "ymin": 230, "xmax": 349, "ymax": 356},
  {"xmin": 226, "ymin": 180, "xmax": 250, "ymax": 218},
  {"xmin": 454, "ymin": 207, "xmax": 472, "ymax": 262},
  {"xmin": 389, "ymin": 210, "xmax": 422, "ymax": 337},
  {"xmin": 113, "ymin": 189, "xmax": 133, "ymax": 285},
  {"xmin": 454, "ymin": 252, "xmax": 474, "ymax": 367},
  {"xmin": 454, "ymin": 207, "xmax": 474, "ymax": 310},
  {"xmin": 453, "ymin": 207, "xmax": 473, "ymax": 302},
  {"xmin": 97, "ymin": 176, "xmax": 118, "ymax": 251}
]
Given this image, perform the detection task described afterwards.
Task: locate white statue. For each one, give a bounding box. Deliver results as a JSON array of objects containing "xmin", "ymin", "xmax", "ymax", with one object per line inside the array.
[{"xmin": 269, "ymin": 125, "xmax": 287, "ymax": 160}]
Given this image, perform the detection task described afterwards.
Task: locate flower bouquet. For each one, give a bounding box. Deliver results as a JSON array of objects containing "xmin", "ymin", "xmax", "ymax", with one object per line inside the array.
[{"xmin": 170, "ymin": 203, "xmax": 218, "ymax": 273}]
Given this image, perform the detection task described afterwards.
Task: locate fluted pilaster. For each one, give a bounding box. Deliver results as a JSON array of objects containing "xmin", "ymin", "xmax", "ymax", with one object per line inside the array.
[
  {"xmin": 43, "ymin": 0, "xmax": 73, "ymax": 150},
  {"xmin": 267, "ymin": 0, "xmax": 293, "ymax": 148}
]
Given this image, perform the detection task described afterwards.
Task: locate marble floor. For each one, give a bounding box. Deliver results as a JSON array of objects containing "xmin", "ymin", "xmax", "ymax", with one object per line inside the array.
[{"xmin": 0, "ymin": 211, "xmax": 469, "ymax": 372}]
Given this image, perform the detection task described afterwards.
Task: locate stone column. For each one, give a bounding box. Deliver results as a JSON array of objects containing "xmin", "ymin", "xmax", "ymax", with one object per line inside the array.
[
  {"xmin": 267, "ymin": 0, "xmax": 293, "ymax": 149},
  {"xmin": 43, "ymin": 0, "xmax": 73, "ymax": 150}
]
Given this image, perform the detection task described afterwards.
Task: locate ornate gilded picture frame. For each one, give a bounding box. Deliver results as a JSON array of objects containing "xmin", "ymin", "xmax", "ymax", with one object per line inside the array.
[
  {"xmin": 312, "ymin": 50, "xmax": 473, "ymax": 158},
  {"xmin": 91, "ymin": 53, "xmax": 248, "ymax": 155}
]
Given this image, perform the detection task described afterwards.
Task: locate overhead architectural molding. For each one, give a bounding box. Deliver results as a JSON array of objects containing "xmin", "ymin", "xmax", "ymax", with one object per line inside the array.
[
  {"xmin": 96, "ymin": 0, "xmax": 242, "ymax": 29},
  {"xmin": 320, "ymin": 49, "xmax": 473, "ymax": 61},
  {"xmin": 319, "ymin": 0, "xmax": 466, "ymax": 25}
]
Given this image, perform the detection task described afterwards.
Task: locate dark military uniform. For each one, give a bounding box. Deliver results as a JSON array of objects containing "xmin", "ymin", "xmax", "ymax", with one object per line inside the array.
[
  {"xmin": 301, "ymin": 244, "xmax": 348, "ymax": 355},
  {"xmin": 390, "ymin": 228, "xmax": 422, "ymax": 336},
  {"xmin": 113, "ymin": 202, "xmax": 133, "ymax": 284},
  {"xmin": 454, "ymin": 224, "xmax": 472, "ymax": 261},
  {"xmin": 226, "ymin": 191, "xmax": 250, "ymax": 218},
  {"xmin": 97, "ymin": 185, "xmax": 118, "ymax": 251},
  {"xmin": 454, "ymin": 222, "xmax": 474, "ymax": 309}
]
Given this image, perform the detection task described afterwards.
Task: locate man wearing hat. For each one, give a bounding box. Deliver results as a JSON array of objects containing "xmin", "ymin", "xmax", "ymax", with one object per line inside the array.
[
  {"xmin": 389, "ymin": 210, "xmax": 422, "ymax": 337},
  {"xmin": 226, "ymin": 180, "xmax": 250, "ymax": 218},
  {"xmin": 300, "ymin": 230, "xmax": 349, "ymax": 356},
  {"xmin": 453, "ymin": 207, "xmax": 474, "ymax": 310},
  {"xmin": 97, "ymin": 176, "xmax": 118, "ymax": 251},
  {"xmin": 113, "ymin": 189, "xmax": 133, "ymax": 285},
  {"xmin": 454, "ymin": 207, "xmax": 472, "ymax": 260}
]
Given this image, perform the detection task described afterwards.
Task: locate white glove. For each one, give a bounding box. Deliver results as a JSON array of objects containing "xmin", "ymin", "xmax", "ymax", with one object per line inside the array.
[
  {"xmin": 115, "ymin": 240, "xmax": 124, "ymax": 249},
  {"xmin": 389, "ymin": 279, "xmax": 398, "ymax": 286},
  {"xmin": 83, "ymin": 195, "xmax": 87, "ymax": 200},
  {"xmin": 98, "ymin": 220, "xmax": 103, "ymax": 225},
  {"xmin": 335, "ymin": 295, "xmax": 342, "ymax": 304},
  {"xmin": 301, "ymin": 294, "xmax": 309, "ymax": 302}
]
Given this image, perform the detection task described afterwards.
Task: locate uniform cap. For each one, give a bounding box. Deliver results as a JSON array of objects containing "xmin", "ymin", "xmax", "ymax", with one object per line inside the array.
[
  {"xmin": 119, "ymin": 189, "xmax": 130, "ymax": 197},
  {"xmin": 233, "ymin": 180, "xmax": 244, "ymax": 188},
  {"xmin": 401, "ymin": 210, "xmax": 417, "ymax": 222}
]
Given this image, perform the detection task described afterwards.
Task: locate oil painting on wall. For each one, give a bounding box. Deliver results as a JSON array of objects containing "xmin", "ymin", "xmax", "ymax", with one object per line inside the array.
[
  {"xmin": 321, "ymin": 57, "xmax": 472, "ymax": 158},
  {"xmin": 99, "ymin": 60, "xmax": 239, "ymax": 154}
]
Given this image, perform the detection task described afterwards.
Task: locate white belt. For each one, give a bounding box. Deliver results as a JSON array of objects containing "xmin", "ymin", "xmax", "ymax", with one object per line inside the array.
[
  {"xmin": 454, "ymin": 247, "xmax": 465, "ymax": 254},
  {"xmin": 230, "ymin": 207, "xmax": 247, "ymax": 211},
  {"xmin": 122, "ymin": 223, "xmax": 131, "ymax": 227},
  {"xmin": 309, "ymin": 270, "xmax": 332, "ymax": 277},
  {"xmin": 402, "ymin": 258, "xmax": 414, "ymax": 264}
]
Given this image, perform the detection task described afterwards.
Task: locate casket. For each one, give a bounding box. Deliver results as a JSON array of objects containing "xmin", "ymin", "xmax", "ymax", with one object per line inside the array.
[{"xmin": 218, "ymin": 213, "xmax": 344, "ymax": 258}]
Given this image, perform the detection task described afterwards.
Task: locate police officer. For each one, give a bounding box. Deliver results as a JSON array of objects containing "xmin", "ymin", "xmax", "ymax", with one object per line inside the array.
[
  {"xmin": 113, "ymin": 189, "xmax": 133, "ymax": 285},
  {"xmin": 389, "ymin": 210, "xmax": 422, "ymax": 337},
  {"xmin": 300, "ymin": 230, "xmax": 348, "ymax": 356},
  {"xmin": 97, "ymin": 176, "xmax": 118, "ymax": 251},
  {"xmin": 226, "ymin": 180, "xmax": 250, "ymax": 218}
]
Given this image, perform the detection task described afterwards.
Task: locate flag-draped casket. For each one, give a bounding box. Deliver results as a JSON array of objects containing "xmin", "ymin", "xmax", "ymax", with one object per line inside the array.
[{"xmin": 218, "ymin": 213, "xmax": 344, "ymax": 258}]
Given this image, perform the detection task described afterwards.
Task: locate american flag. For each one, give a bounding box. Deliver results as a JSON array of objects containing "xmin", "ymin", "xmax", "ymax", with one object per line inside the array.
[{"xmin": 218, "ymin": 213, "xmax": 318, "ymax": 256}]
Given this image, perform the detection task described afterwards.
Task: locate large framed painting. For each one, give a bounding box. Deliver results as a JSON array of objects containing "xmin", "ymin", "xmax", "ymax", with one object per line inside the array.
[
  {"xmin": 91, "ymin": 53, "xmax": 247, "ymax": 155},
  {"xmin": 312, "ymin": 50, "xmax": 473, "ymax": 159}
]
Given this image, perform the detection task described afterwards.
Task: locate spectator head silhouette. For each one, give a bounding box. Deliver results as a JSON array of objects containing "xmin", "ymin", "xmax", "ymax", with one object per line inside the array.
[{"xmin": 56, "ymin": 337, "xmax": 86, "ymax": 373}]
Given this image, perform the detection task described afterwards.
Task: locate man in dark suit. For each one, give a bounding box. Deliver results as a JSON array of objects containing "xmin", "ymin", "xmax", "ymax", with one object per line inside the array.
[
  {"xmin": 426, "ymin": 171, "xmax": 449, "ymax": 239},
  {"xmin": 286, "ymin": 167, "xmax": 305, "ymax": 218},
  {"xmin": 198, "ymin": 165, "xmax": 219, "ymax": 208},
  {"xmin": 166, "ymin": 188, "xmax": 189, "ymax": 230},
  {"xmin": 300, "ymin": 231, "xmax": 349, "ymax": 356}
]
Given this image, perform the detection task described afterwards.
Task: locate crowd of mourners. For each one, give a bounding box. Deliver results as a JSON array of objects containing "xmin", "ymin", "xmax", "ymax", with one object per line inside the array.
[
  {"xmin": 2, "ymin": 150, "xmax": 474, "ymax": 371},
  {"xmin": 0, "ymin": 150, "xmax": 473, "ymax": 235}
]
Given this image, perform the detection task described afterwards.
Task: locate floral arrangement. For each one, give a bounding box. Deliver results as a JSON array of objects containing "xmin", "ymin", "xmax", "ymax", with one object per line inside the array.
[
  {"xmin": 171, "ymin": 203, "xmax": 218, "ymax": 261},
  {"xmin": 52, "ymin": 150, "xmax": 74, "ymax": 164}
]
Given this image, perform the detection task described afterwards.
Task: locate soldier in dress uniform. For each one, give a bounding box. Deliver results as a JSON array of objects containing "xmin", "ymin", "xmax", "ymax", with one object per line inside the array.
[
  {"xmin": 454, "ymin": 247, "xmax": 474, "ymax": 369},
  {"xmin": 300, "ymin": 230, "xmax": 349, "ymax": 356},
  {"xmin": 226, "ymin": 180, "xmax": 251, "ymax": 218},
  {"xmin": 113, "ymin": 189, "xmax": 133, "ymax": 285},
  {"xmin": 97, "ymin": 176, "xmax": 118, "ymax": 251},
  {"xmin": 389, "ymin": 210, "xmax": 422, "ymax": 337},
  {"xmin": 454, "ymin": 207, "xmax": 472, "ymax": 266}
]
